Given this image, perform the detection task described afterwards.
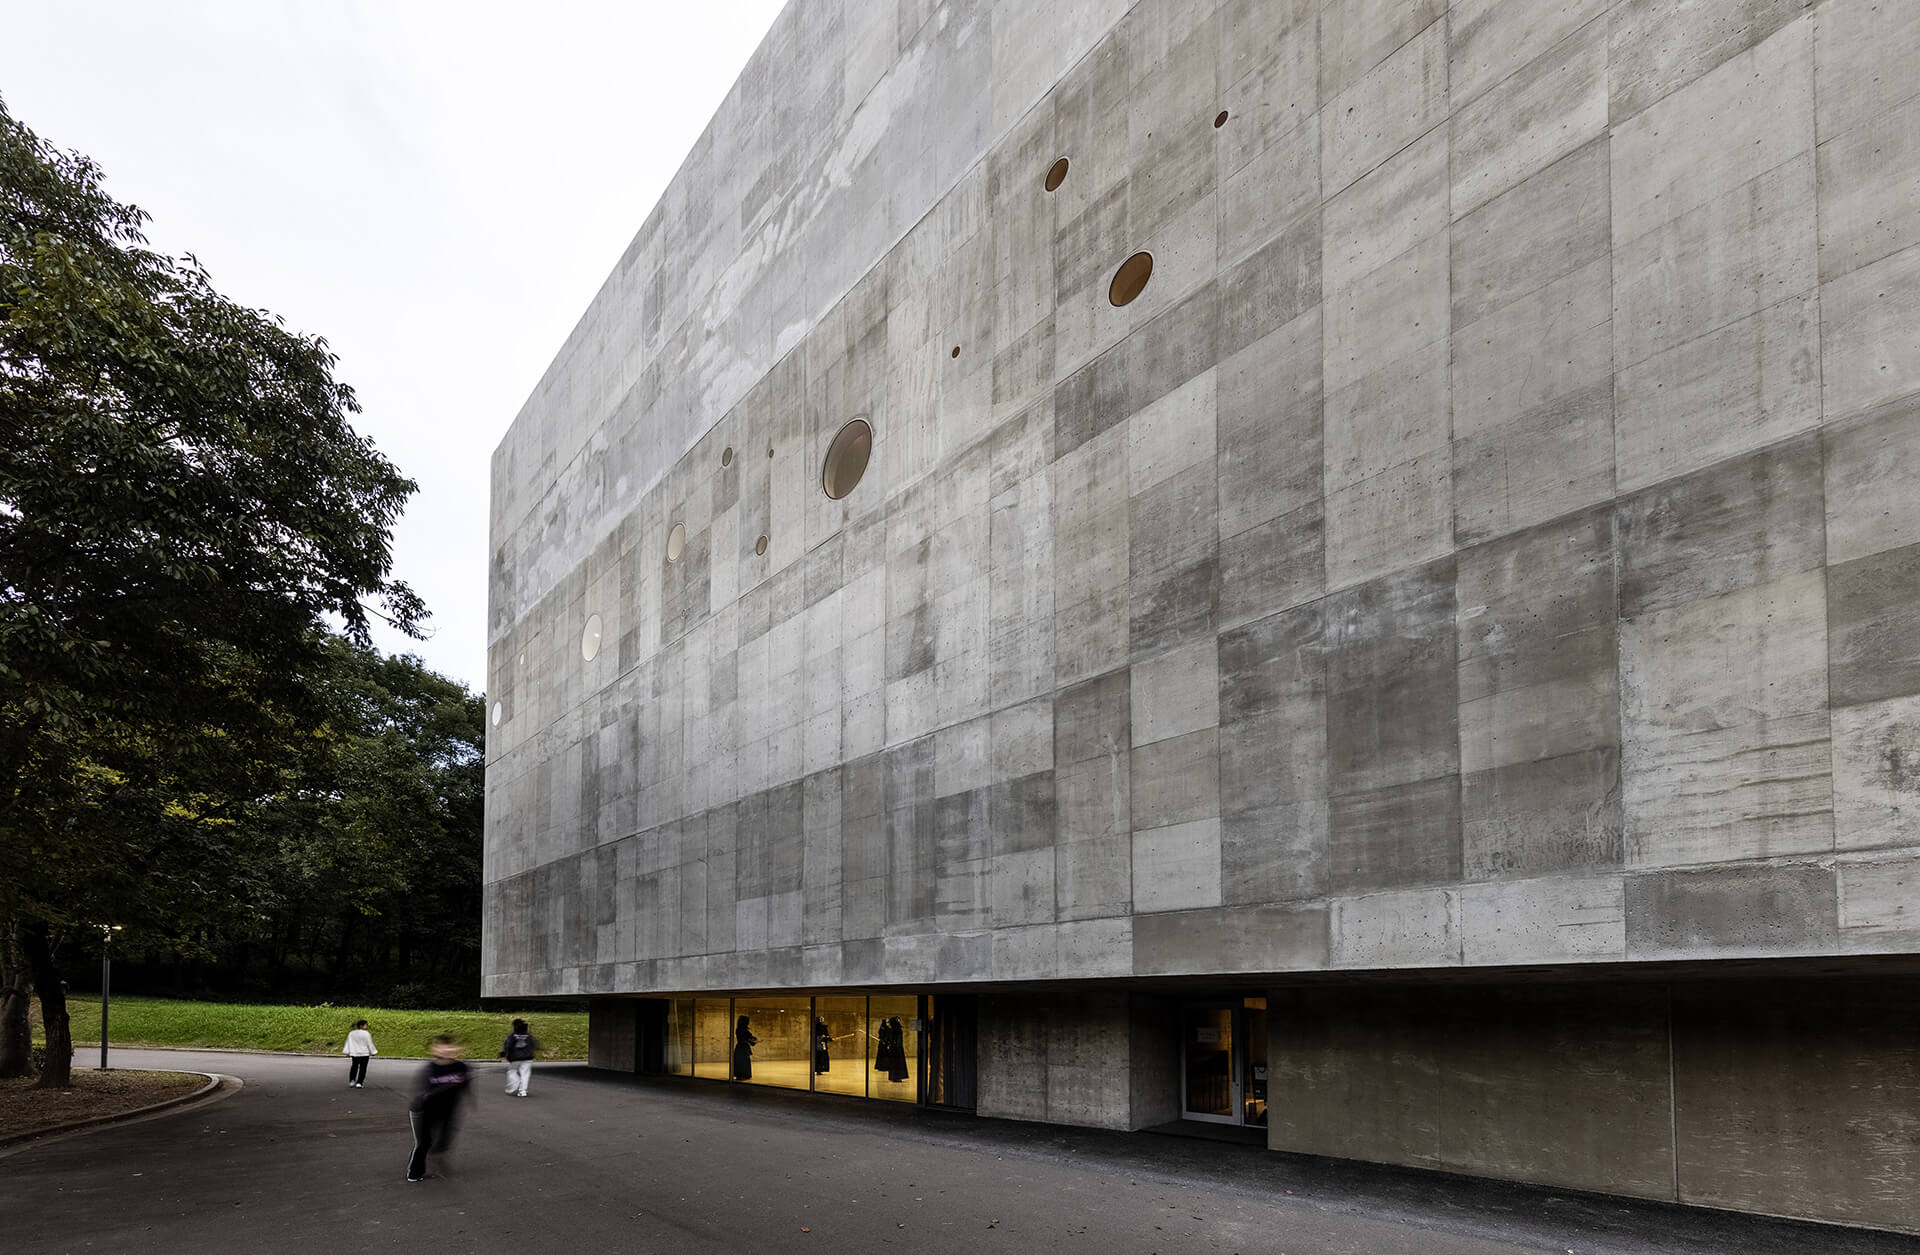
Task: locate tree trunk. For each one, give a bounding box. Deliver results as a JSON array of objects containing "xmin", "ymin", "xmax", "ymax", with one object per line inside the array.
[
  {"xmin": 0, "ymin": 921, "xmax": 33, "ymax": 1078},
  {"xmin": 21, "ymin": 921, "xmax": 71, "ymax": 1088}
]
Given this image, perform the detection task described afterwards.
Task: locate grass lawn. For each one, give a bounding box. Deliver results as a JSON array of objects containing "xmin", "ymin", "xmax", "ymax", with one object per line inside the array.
[{"xmin": 32, "ymin": 995, "xmax": 586, "ymax": 1060}]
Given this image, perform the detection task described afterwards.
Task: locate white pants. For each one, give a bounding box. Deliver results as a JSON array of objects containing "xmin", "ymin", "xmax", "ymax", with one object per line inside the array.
[{"xmin": 504, "ymin": 1060, "xmax": 532, "ymax": 1095}]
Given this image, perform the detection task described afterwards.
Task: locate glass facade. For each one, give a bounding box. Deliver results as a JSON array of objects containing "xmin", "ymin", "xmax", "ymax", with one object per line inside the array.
[
  {"xmin": 666, "ymin": 998, "xmax": 694, "ymax": 1077},
  {"xmin": 813, "ymin": 995, "xmax": 868, "ymax": 1098},
  {"xmin": 868, "ymin": 994, "xmax": 918, "ymax": 1103},
  {"xmin": 693, "ymin": 998, "xmax": 731, "ymax": 1080},
  {"xmin": 658, "ymin": 993, "xmax": 953, "ymax": 1106}
]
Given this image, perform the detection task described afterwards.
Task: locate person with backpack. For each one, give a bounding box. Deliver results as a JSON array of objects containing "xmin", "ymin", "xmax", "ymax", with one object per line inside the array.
[{"xmin": 498, "ymin": 1018, "xmax": 539, "ymax": 1097}]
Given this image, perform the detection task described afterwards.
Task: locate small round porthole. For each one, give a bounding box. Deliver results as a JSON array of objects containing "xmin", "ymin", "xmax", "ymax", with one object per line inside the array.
[
  {"xmin": 1045, "ymin": 157, "xmax": 1069, "ymax": 192},
  {"xmin": 1109, "ymin": 252, "xmax": 1153, "ymax": 307},
  {"xmin": 666, "ymin": 521, "xmax": 686, "ymax": 564},
  {"xmin": 722, "ymin": 446, "xmax": 734, "ymax": 467},
  {"xmin": 755, "ymin": 534, "xmax": 769, "ymax": 556},
  {"xmin": 951, "ymin": 345, "xmax": 960, "ymax": 359},
  {"xmin": 1213, "ymin": 110, "xmax": 1229, "ymax": 128},
  {"xmin": 491, "ymin": 701, "xmax": 503, "ymax": 728},
  {"xmin": 767, "ymin": 445, "xmax": 774, "ymax": 459},
  {"xmin": 581, "ymin": 613, "xmax": 603, "ymax": 662},
  {"xmin": 822, "ymin": 418, "xmax": 873, "ymax": 500}
]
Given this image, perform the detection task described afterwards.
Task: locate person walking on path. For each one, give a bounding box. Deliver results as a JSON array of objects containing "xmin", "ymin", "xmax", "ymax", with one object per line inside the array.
[
  {"xmin": 498, "ymin": 1018, "xmax": 539, "ymax": 1097},
  {"xmin": 344, "ymin": 1019, "xmax": 376, "ymax": 1088},
  {"xmin": 406, "ymin": 1036, "xmax": 472, "ymax": 1182}
]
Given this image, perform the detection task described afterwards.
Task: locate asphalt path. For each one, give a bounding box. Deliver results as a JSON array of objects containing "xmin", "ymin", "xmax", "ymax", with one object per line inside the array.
[{"xmin": 1, "ymin": 1048, "xmax": 1915, "ymax": 1255}]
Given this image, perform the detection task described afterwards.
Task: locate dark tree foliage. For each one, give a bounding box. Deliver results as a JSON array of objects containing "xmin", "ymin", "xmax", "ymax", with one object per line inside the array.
[{"xmin": 0, "ymin": 96, "xmax": 423, "ymax": 1084}]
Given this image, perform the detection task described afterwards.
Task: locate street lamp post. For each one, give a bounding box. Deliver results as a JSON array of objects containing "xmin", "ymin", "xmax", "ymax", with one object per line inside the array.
[{"xmin": 98, "ymin": 924, "xmax": 122, "ymax": 1071}]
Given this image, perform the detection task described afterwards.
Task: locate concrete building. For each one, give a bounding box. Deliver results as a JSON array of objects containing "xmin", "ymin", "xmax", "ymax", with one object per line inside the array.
[{"xmin": 484, "ymin": 0, "xmax": 1920, "ymax": 1233}]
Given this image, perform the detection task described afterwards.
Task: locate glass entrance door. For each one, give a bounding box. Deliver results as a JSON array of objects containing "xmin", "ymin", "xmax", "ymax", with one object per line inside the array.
[{"xmin": 1181, "ymin": 1005, "xmax": 1237, "ymax": 1123}]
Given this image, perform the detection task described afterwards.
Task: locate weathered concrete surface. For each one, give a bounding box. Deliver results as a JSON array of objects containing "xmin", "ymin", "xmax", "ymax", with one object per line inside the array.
[
  {"xmin": 1267, "ymin": 977, "xmax": 1920, "ymax": 1234},
  {"xmin": 485, "ymin": 0, "xmax": 1920, "ymax": 1000},
  {"xmin": 4, "ymin": 1048, "xmax": 1915, "ymax": 1255}
]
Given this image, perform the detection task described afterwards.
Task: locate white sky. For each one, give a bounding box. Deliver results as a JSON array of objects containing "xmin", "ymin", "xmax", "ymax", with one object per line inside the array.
[{"xmin": 0, "ymin": 0, "xmax": 787, "ymax": 691}]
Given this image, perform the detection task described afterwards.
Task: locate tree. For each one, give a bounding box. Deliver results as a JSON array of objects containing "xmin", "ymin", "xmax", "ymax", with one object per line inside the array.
[{"xmin": 0, "ymin": 95, "xmax": 422, "ymax": 1085}]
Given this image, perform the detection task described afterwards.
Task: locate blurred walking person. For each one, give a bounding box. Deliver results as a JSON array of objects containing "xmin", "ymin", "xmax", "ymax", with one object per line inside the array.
[
  {"xmin": 406, "ymin": 1036, "xmax": 472, "ymax": 1182},
  {"xmin": 498, "ymin": 1018, "xmax": 539, "ymax": 1097},
  {"xmin": 344, "ymin": 1019, "xmax": 376, "ymax": 1088}
]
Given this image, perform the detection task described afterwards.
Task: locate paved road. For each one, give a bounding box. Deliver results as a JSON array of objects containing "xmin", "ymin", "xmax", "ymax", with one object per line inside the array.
[{"xmin": 1, "ymin": 1049, "xmax": 1914, "ymax": 1255}]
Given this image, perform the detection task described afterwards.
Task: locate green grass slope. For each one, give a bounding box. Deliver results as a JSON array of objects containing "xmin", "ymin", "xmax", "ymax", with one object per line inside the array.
[{"xmin": 40, "ymin": 995, "xmax": 587, "ymax": 1060}]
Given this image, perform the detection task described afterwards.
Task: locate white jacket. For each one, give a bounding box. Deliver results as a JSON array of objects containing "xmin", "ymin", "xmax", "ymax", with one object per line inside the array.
[{"xmin": 344, "ymin": 1029, "xmax": 377, "ymax": 1057}]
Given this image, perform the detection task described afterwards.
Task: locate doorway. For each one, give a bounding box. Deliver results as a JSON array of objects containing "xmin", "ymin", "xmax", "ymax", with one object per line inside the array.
[{"xmin": 1181, "ymin": 998, "xmax": 1268, "ymax": 1127}]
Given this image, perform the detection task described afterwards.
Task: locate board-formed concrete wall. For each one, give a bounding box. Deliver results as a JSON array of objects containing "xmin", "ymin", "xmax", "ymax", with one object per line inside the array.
[
  {"xmin": 1267, "ymin": 978, "xmax": 1920, "ymax": 1233},
  {"xmin": 485, "ymin": 0, "xmax": 1920, "ymax": 999}
]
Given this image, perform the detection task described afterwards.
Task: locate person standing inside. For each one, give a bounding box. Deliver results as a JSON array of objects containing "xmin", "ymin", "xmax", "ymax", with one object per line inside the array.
[
  {"xmin": 406, "ymin": 1036, "xmax": 472, "ymax": 1182},
  {"xmin": 731, "ymin": 1015, "xmax": 756, "ymax": 1081},
  {"xmin": 498, "ymin": 1018, "xmax": 538, "ymax": 1097},
  {"xmin": 344, "ymin": 1019, "xmax": 376, "ymax": 1088}
]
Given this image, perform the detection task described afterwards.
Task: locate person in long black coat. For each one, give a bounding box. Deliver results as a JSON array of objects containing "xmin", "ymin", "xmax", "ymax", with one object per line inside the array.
[
  {"xmin": 814, "ymin": 1017, "xmax": 832, "ymax": 1073},
  {"xmin": 887, "ymin": 1017, "xmax": 911, "ymax": 1083},
  {"xmin": 872, "ymin": 1018, "xmax": 896, "ymax": 1077},
  {"xmin": 731, "ymin": 1015, "xmax": 756, "ymax": 1081}
]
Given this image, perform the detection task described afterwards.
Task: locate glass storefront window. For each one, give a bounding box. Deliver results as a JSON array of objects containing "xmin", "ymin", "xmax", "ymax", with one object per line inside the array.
[
  {"xmin": 733, "ymin": 997, "xmax": 812, "ymax": 1091},
  {"xmin": 813, "ymin": 996, "xmax": 868, "ymax": 1098},
  {"xmin": 694, "ymin": 998, "xmax": 732, "ymax": 1080},
  {"xmin": 869, "ymin": 994, "xmax": 918, "ymax": 1103},
  {"xmin": 666, "ymin": 997, "xmax": 694, "ymax": 1077}
]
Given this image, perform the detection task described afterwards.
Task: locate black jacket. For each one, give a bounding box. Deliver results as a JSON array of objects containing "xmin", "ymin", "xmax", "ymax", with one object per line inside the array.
[
  {"xmin": 500, "ymin": 1032, "xmax": 538, "ymax": 1062},
  {"xmin": 412, "ymin": 1059, "xmax": 472, "ymax": 1113}
]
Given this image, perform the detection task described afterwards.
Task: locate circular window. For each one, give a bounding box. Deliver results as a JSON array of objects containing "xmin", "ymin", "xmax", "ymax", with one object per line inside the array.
[
  {"xmin": 755, "ymin": 534, "xmax": 769, "ymax": 556},
  {"xmin": 1213, "ymin": 110, "xmax": 1229, "ymax": 128},
  {"xmin": 951, "ymin": 345, "xmax": 960, "ymax": 359},
  {"xmin": 767, "ymin": 445, "xmax": 774, "ymax": 458},
  {"xmin": 822, "ymin": 418, "xmax": 873, "ymax": 500},
  {"xmin": 1045, "ymin": 157, "xmax": 1069, "ymax": 192},
  {"xmin": 722, "ymin": 446, "xmax": 734, "ymax": 467},
  {"xmin": 666, "ymin": 521, "xmax": 686, "ymax": 564},
  {"xmin": 490, "ymin": 701, "xmax": 502, "ymax": 727},
  {"xmin": 581, "ymin": 613, "xmax": 602, "ymax": 662},
  {"xmin": 1109, "ymin": 252, "xmax": 1153, "ymax": 307}
]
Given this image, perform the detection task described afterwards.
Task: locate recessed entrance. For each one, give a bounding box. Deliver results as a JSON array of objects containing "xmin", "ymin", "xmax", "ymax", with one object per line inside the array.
[{"xmin": 1181, "ymin": 998, "xmax": 1268, "ymax": 1127}]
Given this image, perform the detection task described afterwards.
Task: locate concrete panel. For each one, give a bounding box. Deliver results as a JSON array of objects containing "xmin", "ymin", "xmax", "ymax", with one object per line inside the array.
[
  {"xmin": 1448, "ymin": 21, "xmax": 1608, "ymax": 219},
  {"xmin": 1814, "ymin": 0, "xmax": 1920, "ymax": 142},
  {"xmin": 1448, "ymin": 0, "xmax": 1608, "ymax": 107},
  {"xmin": 1832, "ymin": 697, "xmax": 1920, "ymax": 853},
  {"xmin": 1817, "ymin": 90, "xmax": 1920, "ymax": 282},
  {"xmin": 1821, "ymin": 242, "xmax": 1920, "ymax": 423},
  {"xmin": 1625, "ymin": 862, "xmax": 1839, "ymax": 958},
  {"xmin": 1130, "ymin": 818, "xmax": 1223, "ymax": 913},
  {"xmin": 1132, "ymin": 902, "xmax": 1327, "ymax": 975},
  {"xmin": 1320, "ymin": 21, "xmax": 1448, "ymax": 197},
  {"xmin": 1616, "ymin": 437, "xmax": 1826, "ymax": 618},
  {"xmin": 1672, "ymin": 981, "xmax": 1920, "ymax": 1232},
  {"xmin": 1459, "ymin": 873, "xmax": 1626, "ymax": 964},
  {"xmin": 1609, "ymin": 18, "xmax": 1813, "ymax": 243},
  {"xmin": 1321, "ymin": 128, "xmax": 1447, "ymax": 294},
  {"xmin": 1829, "ymin": 541, "xmax": 1920, "ymax": 709},
  {"xmin": 1331, "ymin": 887, "xmax": 1460, "ymax": 969},
  {"xmin": 1609, "ymin": 0, "xmax": 1809, "ymax": 123},
  {"xmin": 1613, "ymin": 155, "xmax": 1818, "ymax": 372},
  {"xmin": 1613, "ymin": 293, "xmax": 1821, "ymax": 492},
  {"xmin": 1324, "ymin": 231, "xmax": 1449, "ymax": 396},
  {"xmin": 1825, "ymin": 396, "xmax": 1920, "ymax": 565}
]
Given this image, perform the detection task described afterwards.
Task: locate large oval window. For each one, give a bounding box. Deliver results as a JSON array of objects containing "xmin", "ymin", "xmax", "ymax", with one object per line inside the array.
[
  {"xmin": 822, "ymin": 419, "xmax": 873, "ymax": 500},
  {"xmin": 1109, "ymin": 252, "xmax": 1153, "ymax": 307}
]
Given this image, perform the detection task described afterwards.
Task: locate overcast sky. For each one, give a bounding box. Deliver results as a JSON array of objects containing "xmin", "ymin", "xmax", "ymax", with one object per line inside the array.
[{"xmin": 1, "ymin": 0, "xmax": 786, "ymax": 690}]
